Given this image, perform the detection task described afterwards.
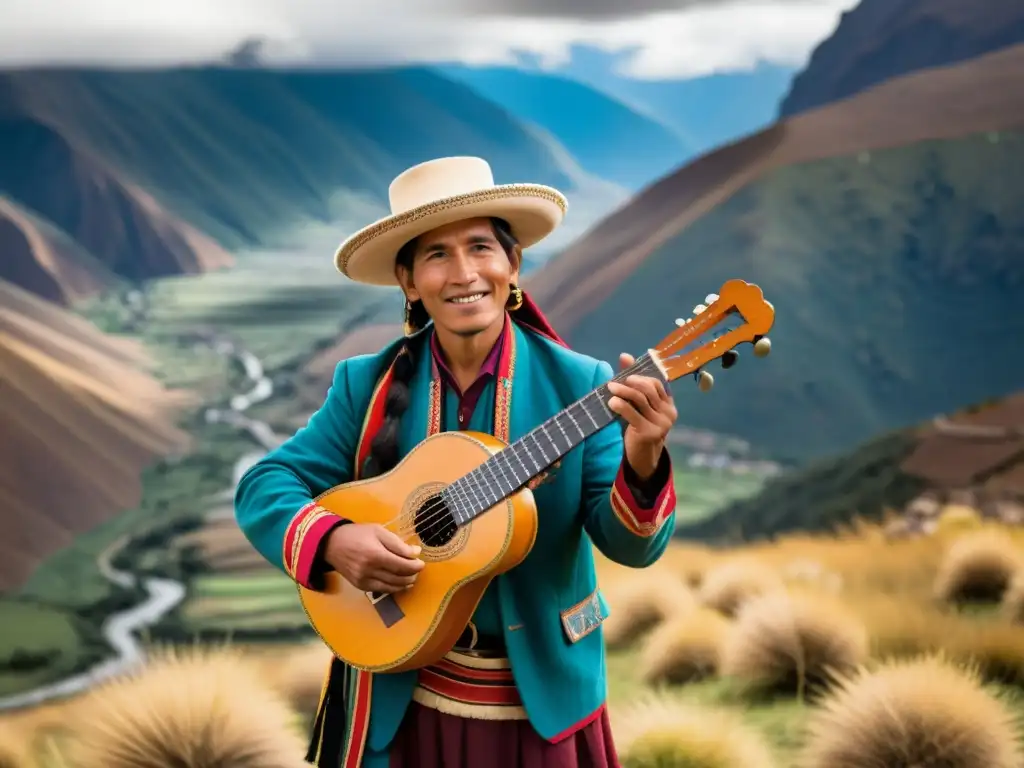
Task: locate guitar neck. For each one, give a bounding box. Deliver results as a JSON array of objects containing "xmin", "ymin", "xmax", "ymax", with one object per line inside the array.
[{"xmin": 442, "ymin": 352, "xmax": 663, "ymax": 525}]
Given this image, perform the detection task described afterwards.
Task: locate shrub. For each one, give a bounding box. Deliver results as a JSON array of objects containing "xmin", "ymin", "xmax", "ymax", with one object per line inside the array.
[
  {"xmin": 602, "ymin": 576, "xmax": 695, "ymax": 649},
  {"xmin": 933, "ymin": 529, "xmax": 1023, "ymax": 605},
  {"xmin": 63, "ymin": 644, "xmax": 309, "ymax": 768},
  {"xmin": 267, "ymin": 643, "xmax": 333, "ymax": 719},
  {"xmin": 934, "ymin": 504, "xmax": 984, "ymax": 535},
  {"xmin": 638, "ymin": 607, "xmax": 730, "ymax": 686},
  {"xmin": 613, "ymin": 692, "xmax": 776, "ymax": 768},
  {"xmin": 697, "ymin": 559, "xmax": 784, "ymax": 617},
  {"xmin": 719, "ymin": 590, "xmax": 868, "ymax": 699},
  {"xmin": 1001, "ymin": 570, "xmax": 1024, "ymax": 623},
  {"xmin": 799, "ymin": 656, "xmax": 1024, "ymax": 768}
]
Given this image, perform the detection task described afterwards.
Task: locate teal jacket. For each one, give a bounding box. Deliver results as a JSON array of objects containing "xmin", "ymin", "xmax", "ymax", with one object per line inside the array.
[{"xmin": 234, "ymin": 319, "xmax": 677, "ymax": 761}]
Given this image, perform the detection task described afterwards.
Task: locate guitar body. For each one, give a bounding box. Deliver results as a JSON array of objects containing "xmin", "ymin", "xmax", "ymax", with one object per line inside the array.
[{"xmin": 298, "ymin": 430, "xmax": 538, "ymax": 674}]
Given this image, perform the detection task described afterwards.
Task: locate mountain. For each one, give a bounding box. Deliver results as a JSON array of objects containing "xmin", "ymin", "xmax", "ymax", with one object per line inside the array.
[
  {"xmin": 551, "ymin": 50, "xmax": 795, "ymax": 155},
  {"xmin": 525, "ymin": 44, "xmax": 1024, "ymax": 464},
  {"xmin": 675, "ymin": 391, "xmax": 1024, "ymax": 544},
  {"xmin": 0, "ymin": 196, "xmax": 115, "ymax": 304},
  {"xmin": 436, "ymin": 65, "xmax": 693, "ymax": 189},
  {"xmin": 0, "ymin": 279, "xmax": 191, "ymax": 589},
  {"xmin": 0, "ymin": 65, "xmax": 626, "ymax": 305},
  {"xmin": 780, "ymin": 0, "xmax": 1024, "ymax": 116}
]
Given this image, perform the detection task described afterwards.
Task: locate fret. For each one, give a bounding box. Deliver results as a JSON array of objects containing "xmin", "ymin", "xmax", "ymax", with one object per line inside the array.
[{"xmin": 442, "ymin": 352, "xmax": 663, "ymax": 524}]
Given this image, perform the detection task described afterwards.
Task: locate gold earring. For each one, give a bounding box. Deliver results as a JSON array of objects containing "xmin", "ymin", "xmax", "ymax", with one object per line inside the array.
[
  {"xmin": 403, "ymin": 300, "xmax": 417, "ymax": 336},
  {"xmin": 507, "ymin": 284, "xmax": 523, "ymax": 311}
]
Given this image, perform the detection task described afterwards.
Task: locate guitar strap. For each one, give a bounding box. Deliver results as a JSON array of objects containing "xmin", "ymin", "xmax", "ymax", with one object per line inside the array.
[{"xmin": 305, "ymin": 294, "xmax": 565, "ymax": 768}]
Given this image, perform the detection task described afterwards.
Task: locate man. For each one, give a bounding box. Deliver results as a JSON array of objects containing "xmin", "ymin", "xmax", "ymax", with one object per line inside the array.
[{"xmin": 234, "ymin": 156, "xmax": 679, "ymax": 767}]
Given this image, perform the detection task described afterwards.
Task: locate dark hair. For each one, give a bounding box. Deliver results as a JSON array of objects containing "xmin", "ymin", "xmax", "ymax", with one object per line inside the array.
[{"xmin": 360, "ymin": 217, "xmax": 519, "ymax": 479}]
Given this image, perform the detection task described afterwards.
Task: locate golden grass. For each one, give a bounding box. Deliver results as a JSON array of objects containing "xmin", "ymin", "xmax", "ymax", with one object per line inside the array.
[
  {"xmin": 601, "ymin": 570, "xmax": 695, "ymax": 649},
  {"xmin": 61, "ymin": 645, "xmax": 309, "ymax": 768},
  {"xmin": 613, "ymin": 692, "xmax": 777, "ymax": 768},
  {"xmin": 8, "ymin": 521, "xmax": 1024, "ymax": 766},
  {"xmin": 719, "ymin": 590, "xmax": 869, "ymax": 699},
  {"xmin": 1003, "ymin": 570, "xmax": 1024, "ymax": 623},
  {"xmin": 696, "ymin": 558, "xmax": 785, "ymax": 617},
  {"xmin": 933, "ymin": 529, "xmax": 1024, "ymax": 605},
  {"xmin": 0, "ymin": 723, "xmax": 29, "ymax": 768},
  {"xmin": 638, "ymin": 607, "xmax": 730, "ymax": 686},
  {"xmin": 799, "ymin": 655, "xmax": 1024, "ymax": 768}
]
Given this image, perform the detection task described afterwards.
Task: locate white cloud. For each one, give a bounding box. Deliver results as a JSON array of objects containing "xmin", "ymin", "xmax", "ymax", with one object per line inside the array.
[{"xmin": 0, "ymin": 0, "xmax": 857, "ymax": 80}]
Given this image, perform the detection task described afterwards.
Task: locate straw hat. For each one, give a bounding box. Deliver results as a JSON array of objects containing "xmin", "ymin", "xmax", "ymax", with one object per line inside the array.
[{"xmin": 334, "ymin": 156, "xmax": 568, "ymax": 286}]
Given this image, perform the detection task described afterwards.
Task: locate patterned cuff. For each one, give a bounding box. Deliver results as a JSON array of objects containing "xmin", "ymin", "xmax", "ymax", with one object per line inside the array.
[
  {"xmin": 283, "ymin": 501, "xmax": 345, "ymax": 590},
  {"xmin": 609, "ymin": 450, "xmax": 676, "ymax": 538}
]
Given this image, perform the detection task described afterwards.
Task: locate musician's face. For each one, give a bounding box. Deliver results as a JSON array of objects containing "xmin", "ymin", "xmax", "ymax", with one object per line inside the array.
[{"xmin": 398, "ymin": 218, "xmax": 519, "ymax": 338}]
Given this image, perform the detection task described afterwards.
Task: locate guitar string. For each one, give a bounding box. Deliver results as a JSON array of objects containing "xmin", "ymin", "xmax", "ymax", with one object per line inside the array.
[
  {"xmin": 385, "ymin": 353, "xmax": 666, "ymax": 540},
  {"xmin": 381, "ymin": 353, "xmax": 667, "ymax": 541},
  {"xmin": 386, "ymin": 316, "xmax": 735, "ymax": 541},
  {"xmin": 402, "ymin": 315, "xmax": 740, "ymax": 538}
]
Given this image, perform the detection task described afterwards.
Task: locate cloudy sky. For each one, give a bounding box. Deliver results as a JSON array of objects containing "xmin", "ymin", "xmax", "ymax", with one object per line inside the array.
[{"xmin": 0, "ymin": 0, "xmax": 858, "ymax": 79}]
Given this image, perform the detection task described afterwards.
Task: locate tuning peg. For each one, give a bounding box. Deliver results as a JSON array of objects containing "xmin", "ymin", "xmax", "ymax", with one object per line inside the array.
[
  {"xmin": 753, "ymin": 336, "xmax": 772, "ymax": 358},
  {"xmin": 722, "ymin": 350, "xmax": 739, "ymax": 369},
  {"xmin": 693, "ymin": 303, "xmax": 707, "ymax": 315},
  {"xmin": 695, "ymin": 370, "xmax": 714, "ymax": 392},
  {"xmin": 704, "ymin": 293, "xmax": 719, "ymax": 304},
  {"xmin": 674, "ymin": 317, "xmax": 687, "ymax": 327}
]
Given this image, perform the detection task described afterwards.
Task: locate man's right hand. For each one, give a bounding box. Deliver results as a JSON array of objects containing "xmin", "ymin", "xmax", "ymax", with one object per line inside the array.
[{"xmin": 323, "ymin": 523, "xmax": 425, "ymax": 594}]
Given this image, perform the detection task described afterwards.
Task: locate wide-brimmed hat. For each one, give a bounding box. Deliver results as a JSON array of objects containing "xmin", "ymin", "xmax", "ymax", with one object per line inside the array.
[{"xmin": 334, "ymin": 156, "xmax": 568, "ymax": 286}]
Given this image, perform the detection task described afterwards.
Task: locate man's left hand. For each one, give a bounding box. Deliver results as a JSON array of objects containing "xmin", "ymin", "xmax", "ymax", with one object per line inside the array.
[{"xmin": 606, "ymin": 353, "xmax": 678, "ymax": 480}]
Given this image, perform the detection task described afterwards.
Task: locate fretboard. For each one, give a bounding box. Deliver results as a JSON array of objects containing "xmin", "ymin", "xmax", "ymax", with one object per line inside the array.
[{"xmin": 441, "ymin": 352, "xmax": 662, "ymax": 525}]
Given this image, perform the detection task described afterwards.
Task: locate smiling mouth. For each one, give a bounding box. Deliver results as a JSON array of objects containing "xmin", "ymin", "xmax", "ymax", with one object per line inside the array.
[{"xmin": 446, "ymin": 293, "xmax": 488, "ymax": 305}]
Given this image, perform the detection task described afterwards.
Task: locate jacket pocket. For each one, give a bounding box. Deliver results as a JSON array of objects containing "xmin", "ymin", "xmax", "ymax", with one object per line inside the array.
[{"xmin": 559, "ymin": 587, "xmax": 609, "ymax": 644}]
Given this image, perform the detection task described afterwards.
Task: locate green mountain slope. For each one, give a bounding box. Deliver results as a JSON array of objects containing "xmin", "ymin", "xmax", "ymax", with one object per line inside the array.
[
  {"xmin": 554, "ymin": 130, "xmax": 1024, "ymax": 463},
  {"xmin": 0, "ymin": 66, "xmax": 625, "ymax": 301}
]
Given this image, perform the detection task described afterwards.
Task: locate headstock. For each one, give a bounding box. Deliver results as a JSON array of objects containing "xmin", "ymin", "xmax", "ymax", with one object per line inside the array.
[{"xmin": 651, "ymin": 279, "xmax": 774, "ymax": 393}]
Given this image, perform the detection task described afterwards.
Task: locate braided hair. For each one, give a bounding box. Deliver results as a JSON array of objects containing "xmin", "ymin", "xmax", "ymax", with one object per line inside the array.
[{"xmin": 359, "ymin": 217, "xmax": 520, "ymax": 480}]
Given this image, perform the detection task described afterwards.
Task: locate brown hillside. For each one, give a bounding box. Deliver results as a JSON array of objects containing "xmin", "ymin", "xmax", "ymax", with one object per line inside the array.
[
  {"xmin": 526, "ymin": 43, "xmax": 1024, "ymax": 331},
  {"xmin": 0, "ymin": 113, "xmax": 233, "ymax": 304},
  {"xmin": 0, "ymin": 197, "xmax": 113, "ymax": 304},
  {"xmin": 0, "ymin": 280, "xmax": 193, "ymax": 589},
  {"xmin": 901, "ymin": 393, "xmax": 1024, "ymax": 492}
]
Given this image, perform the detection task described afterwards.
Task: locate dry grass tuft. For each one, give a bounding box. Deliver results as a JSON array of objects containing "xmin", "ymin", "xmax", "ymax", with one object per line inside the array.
[
  {"xmin": 1002, "ymin": 570, "xmax": 1024, "ymax": 624},
  {"xmin": 800, "ymin": 655, "xmax": 1024, "ymax": 768},
  {"xmin": 720, "ymin": 590, "xmax": 868, "ymax": 699},
  {"xmin": 935, "ymin": 504, "xmax": 984, "ymax": 535},
  {"xmin": 260, "ymin": 642, "xmax": 332, "ymax": 719},
  {"xmin": 697, "ymin": 559, "xmax": 784, "ymax": 617},
  {"xmin": 0, "ymin": 725, "xmax": 29, "ymax": 768},
  {"xmin": 638, "ymin": 607, "xmax": 730, "ymax": 686},
  {"xmin": 63, "ymin": 645, "xmax": 309, "ymax": 768},
  {"xmin": 933, "ymin": 529, "xmax": 1023, "ymax": 605},
  {"xmin": 602, "ymin": 575, "xmax": 695, "ymax": 649},
  {"xmin": 614, "ymin": 692, "xmax": 777, "ymax": 768}
]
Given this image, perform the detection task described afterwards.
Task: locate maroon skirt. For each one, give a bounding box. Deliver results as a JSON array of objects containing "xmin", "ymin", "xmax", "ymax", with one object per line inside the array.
[
  {"xmin": 388, "ymin": 651, "xmax": 621, "ymax": 768},
  {"xmin": 389, "ymin": 702, "xmax": 620, "ymax": 768}
]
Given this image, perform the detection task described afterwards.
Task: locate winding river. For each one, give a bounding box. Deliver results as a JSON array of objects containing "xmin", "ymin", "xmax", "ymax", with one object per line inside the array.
[{"xmin": 0, "ymin": 335, "xmax": 279, "ymax": 712}]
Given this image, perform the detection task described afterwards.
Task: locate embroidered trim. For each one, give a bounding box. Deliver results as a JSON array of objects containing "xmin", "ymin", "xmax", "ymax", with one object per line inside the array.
[
  {"xmin": 560, "ymin": 588, "xmax": 607, "ymax": 644},
  {"xmin": 427, "ymin": 378, "xmax": 442, "ymax": 437},
  {"xmin": 341, "ymin": 669, "xmax": 373, "ymax": 768},
  {"xmin": 413, "ymin": 650, "xmax": 528, "ymax": 721},
  {"xmin": 608, "ymin": 467, "xmax": 676, "ymax": 538},
  {"xmin": 282, "ymin": 501, "xmax": 316, "ymax": 579},
  {"xmin": 493, "ymin": 325, "xmax": 517, "ymax": 442}
]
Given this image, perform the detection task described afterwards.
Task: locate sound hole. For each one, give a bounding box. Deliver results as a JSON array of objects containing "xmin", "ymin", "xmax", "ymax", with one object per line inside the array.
[{"xmin": 414, "ymin": 493, "xmax": 459, "ymax": 548}]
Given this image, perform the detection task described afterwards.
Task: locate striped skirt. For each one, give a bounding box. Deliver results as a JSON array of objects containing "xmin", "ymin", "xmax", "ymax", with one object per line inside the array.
[{"xmin": 388, "ymin": 650, "xmax": 621, "ymax": 768}]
